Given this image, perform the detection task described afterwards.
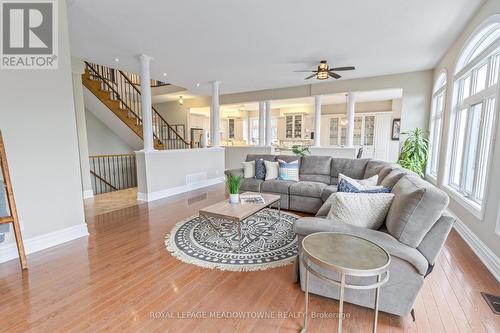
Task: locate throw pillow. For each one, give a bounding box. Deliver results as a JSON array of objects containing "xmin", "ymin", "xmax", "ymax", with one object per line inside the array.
[
  {"xmin": 337, "ymin": 174, "xmax": 391, "ymax": 193},
  {"xmin": 264, "ymin": 160, "xmax": 279, "ymax": 180},
  {"xmin": 242, "ymin": 161, "xmax": 255, "ymax": 179},
  {"xmin": 278, "ymin": 159, "xmax": 299, "ymax": 181},
  {"xmin": 255, "ymin": 159, "xmax": 266, "ymax": 180},
  {"xmin": 326, "ymin": 192, "xmax": 395, "ymax": 230}
]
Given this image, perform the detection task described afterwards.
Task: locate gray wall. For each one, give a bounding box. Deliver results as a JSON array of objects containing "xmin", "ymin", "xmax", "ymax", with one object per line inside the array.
[
  {"xmin": 0, "ymin": 0, "xmax": 86, "ymax": 247},
  {"xmin": 85, "ymin": 109, "xmax": 134, "ymax": 155},
  {"xmin": 432, "ymin": 0, "xmax": 500, "ymax": 257}
]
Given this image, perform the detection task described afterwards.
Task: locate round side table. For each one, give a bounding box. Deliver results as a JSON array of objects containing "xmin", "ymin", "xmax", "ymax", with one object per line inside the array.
[{"xmin": 300, "ymin": 232, "xmax": 390, "ymax": 333}]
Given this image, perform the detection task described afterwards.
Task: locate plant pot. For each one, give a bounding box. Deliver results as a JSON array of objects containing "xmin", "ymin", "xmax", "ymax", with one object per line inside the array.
[{"xmin": 229, "ymin": 193, "xmax": 239, "ymax": 204}]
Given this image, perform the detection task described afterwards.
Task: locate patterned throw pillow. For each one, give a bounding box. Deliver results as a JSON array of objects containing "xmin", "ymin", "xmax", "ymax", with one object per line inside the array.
[
  {"xmin": 337, "ymin": 178, "xmax": 391, "ymax": 193},
  {"xmin": 278, "ymin": 159, "xmax": 299, "ymax": 181},
  {"xmin": 255, "ymin": 159, "xmax": 266, "ymax": 180},
  {"xmin": 326, "ymin": 192, "xmax": 395, "ymax": 229}
]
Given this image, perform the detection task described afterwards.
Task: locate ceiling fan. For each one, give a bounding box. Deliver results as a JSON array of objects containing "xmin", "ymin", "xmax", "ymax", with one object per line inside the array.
[{"xmin": 295, "ymin": 60, "xmax": 355, "ymax": 80}]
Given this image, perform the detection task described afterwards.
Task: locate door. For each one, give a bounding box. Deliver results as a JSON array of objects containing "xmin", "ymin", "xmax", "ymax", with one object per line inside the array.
[{"xmin": 373, "ymin": 114, "xmax": 391, "ymax": 161}]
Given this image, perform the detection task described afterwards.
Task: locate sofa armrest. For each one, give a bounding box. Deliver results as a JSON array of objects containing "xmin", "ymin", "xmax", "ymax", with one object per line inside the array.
[
  {"xmin": 294, "ymin": 217, "xmax": 429, "ymax": 275},
  {"xmin": 224, "ymin": 168, "xmax": 244, "ymax": 177},
  {"xmin": 417, "ymin": 213, "xmax": 455, "ymax": 265}
]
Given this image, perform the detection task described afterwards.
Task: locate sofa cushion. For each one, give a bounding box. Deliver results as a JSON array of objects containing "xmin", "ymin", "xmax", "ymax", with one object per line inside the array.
[
  {"xmin": 255, "ymin": 159, "xmax": 266, "ymax": 180},
  {"xmin": 290, "ymin": 181, "xmax": 327, "ymax": 198},
  {"xmin": 321, "ymin": 185, "xmax": 338, "ymax": 201},
  {"xmin": 294, "ymin": 217, "xmax": 429, "ymax": 275},
  {"xmin": 378, "ymin": 164, "xmax": 399, "ymax": 184},
  {"xmin": 278, "ymin": 159, "xmax": 300, "ymax": 181},
  {"xmin": 330, "ymin": 158, "xmax": 369, "ymax": 184},
  {"xmin": 386, "ymin": 175, "xmax": 449, "ymax": 247},
  {"xmin": 261, "ymin": 180, "xmax": 294, "ymax": 194},
  {"xmin": 264, "ymin": 160, "xmax": 279, "ymax": 180},
  {"xmin": 380, "ymin": 169, "xmax": 410, "ymax": 188},
  {"xmin": 364, "ymin": 160, "xmax": 393, "ymax": 179},
  {"xmin": 245, "ymin": 154, "xmax": 276, "ymax": 162},
  {"xmin": 242, "ymin": 160, "xmax": 255, "ymax": 178},
  {"xmin": 240, "ymin": 178, "xmax": 264, "ymax": 192},
  {"xmin": 299, "ymin": 156, "xmax": 332, "ymax": 185}
]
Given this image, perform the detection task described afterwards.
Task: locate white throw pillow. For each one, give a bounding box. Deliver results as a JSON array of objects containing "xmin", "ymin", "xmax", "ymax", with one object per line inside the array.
[
  {"xmin": 242, "ymin": 160, "xmax": 255, "ymax": 178},
  {"xmin": 264, "ymin": 161, "xmax": 279, "ymax": 180},
  {"xmin": 339, "ymin": 173, "xmax": 381, "ymax": 190},
  {"xmin": 326, "ymin": 192, "xmax": 395, "ymax": 230}
]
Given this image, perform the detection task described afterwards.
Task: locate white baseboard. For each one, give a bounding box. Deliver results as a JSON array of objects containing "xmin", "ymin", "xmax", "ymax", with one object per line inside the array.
[
  {"xmin": 83, "ymin": 190, "xmax": 94, "ymax": 199},
  {"xmin": 453, "ymin": 218, "xmax": 500, "ymax": 282},
  {"xmin": 0, "ymin": 223, "xmax": 89, "ymax": 264},
  {"xmin": 138, "ymin": 177, "xmax": 225, "ymax": 202}
]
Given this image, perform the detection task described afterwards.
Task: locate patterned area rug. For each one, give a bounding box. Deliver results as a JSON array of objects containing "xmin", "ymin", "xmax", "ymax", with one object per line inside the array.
[{"xmin": 165, "ymin": 209, "xmax": 298, "ymax": 271}]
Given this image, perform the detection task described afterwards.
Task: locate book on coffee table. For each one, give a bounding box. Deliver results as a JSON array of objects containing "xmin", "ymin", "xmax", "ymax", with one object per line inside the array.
[{"xmin": 240, "ymin": 194, "xmax": 265, "ymax": 204}]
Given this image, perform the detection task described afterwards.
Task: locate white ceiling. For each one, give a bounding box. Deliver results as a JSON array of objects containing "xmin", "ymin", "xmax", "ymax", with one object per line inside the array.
[{"xmin": 67, "ymin": 0, "xmax": 484, "ymax": 95}]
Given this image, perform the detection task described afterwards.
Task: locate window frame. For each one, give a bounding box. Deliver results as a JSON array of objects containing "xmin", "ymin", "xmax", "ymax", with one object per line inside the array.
[
  {"xmin": 426, "ymin": 72, "xmax": 447, "ymax": 182},
  {"xmin": 446, "ymin": 21, "xmax": 500, "ymax": 219}
]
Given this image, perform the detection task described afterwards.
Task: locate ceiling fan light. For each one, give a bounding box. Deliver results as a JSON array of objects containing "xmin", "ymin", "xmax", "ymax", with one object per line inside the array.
[
  {"xmin": 317, "ymin": 71, "xmax": 328, "ymax": 80},
  {"xmin": 179, "ymin": 96, "xmax": 184, "ymax": 105}
]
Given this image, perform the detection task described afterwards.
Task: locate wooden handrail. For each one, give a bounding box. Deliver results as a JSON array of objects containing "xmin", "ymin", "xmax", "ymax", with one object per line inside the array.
[
  {"xmin": 84, "ymin": 62, "xmax": 143, "ymax": 124},
  {"xmin": 90, "ymin": 170, "xmax": 118, "ymax": 191},
  {"xmin": 118, "ymin": 70, "xmax": 191, "ymax": 147},
  {"xmin": 89, "ymin": 153, "xmax": 135, "ymax": 158}
]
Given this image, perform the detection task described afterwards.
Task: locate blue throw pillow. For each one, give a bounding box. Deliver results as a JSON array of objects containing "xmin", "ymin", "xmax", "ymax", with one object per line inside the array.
[
  {"xmin": 337, "ymin": 178, "xmax": 391, "ymax": 193},
  {"xmin": 278, "ymin": 159, "xmax": 299, "ymax": 181},
  {"xmin": 255, "ymin": 159, "xmax": 266, "ymax": 180}
]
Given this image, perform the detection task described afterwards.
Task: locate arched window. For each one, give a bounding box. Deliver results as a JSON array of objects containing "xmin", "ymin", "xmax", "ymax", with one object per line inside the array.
[
  {"xmin": 448, "ymin": 16, "xmax": 500, "ymax": 208},
  {"xmin": 427, "ymin": 71, "xmax": 447, "ymax": 179}
]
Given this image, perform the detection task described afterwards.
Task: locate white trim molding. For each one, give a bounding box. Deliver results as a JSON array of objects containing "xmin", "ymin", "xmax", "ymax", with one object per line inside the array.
[
  {"xmin": 453, "ymin": 217, "xmax": 500, "ymax": 282},
  {"xmin": 138, "ymin": 177, "xmax": 225, "ymax": 202},
  {"xmin": 0, "ymin": 223, "xmax": 89, "ymax": 264}
]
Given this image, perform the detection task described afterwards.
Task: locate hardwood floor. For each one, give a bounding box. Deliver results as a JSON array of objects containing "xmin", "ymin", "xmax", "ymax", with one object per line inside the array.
[{"xmin": 1, "ymin": 184, "xmax": 499, "ymax": 332}]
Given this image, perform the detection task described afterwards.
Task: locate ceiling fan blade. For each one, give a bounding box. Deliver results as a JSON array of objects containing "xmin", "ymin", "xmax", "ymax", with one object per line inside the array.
[
  {"xmin": 305, "ymin": 73, "xmax": 317, "ymax": 80},
  {"xmin": 294, "ymin": 70, "xmax": 316, "ymax": 73},
  {"xmin": 329, "ymin": 66, "xmax": 355, "ymax": 71},
  {"xmin": 328, "ymin": 72, "xmax": 341, "ymax": 79}
]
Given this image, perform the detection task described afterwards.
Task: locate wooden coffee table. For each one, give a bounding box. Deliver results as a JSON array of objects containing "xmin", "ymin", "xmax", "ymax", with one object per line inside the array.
[{"xmin": 198, "ymin": 192, "xmax": 281, "ymax": 252}]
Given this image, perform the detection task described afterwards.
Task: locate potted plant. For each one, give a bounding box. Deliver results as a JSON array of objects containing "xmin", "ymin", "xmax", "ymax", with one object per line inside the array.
[
  {"xmin": 226, "ymin": 174, "xmax": 242, "ymax": 204},
  {"xmin": 291, "ymin": 145, "xmax": 310, "ymax": 157},
  {"xmin": 397, "ymin": 128, "xmax": 429, "ymax": 177}
]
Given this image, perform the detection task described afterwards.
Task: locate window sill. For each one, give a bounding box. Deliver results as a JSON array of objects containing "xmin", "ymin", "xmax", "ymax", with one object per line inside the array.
[
  {"xmin": 443, "ymin": 185, "xmax": 484, "ymax": 220},
  {"xmin": 425, "ymin": 174, "xmax": 438, "ymax": 186}
]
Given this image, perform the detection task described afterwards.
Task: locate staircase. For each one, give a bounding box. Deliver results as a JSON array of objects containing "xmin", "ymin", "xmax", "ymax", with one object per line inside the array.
[{"xmin": 82, "ymin": 62, "xmax": 190, "ymax": 150}]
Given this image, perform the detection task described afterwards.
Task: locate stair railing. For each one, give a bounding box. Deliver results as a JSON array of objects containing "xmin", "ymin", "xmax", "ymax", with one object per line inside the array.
[
  {"xmin": 89, "ymin": 154, "xmax": 137, "ymax": 195},
  {"xmin": 85, "ymin": 62, "xmax": 191, "ymax": 149}
]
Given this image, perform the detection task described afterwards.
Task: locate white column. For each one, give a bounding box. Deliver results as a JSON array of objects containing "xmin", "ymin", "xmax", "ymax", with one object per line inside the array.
[
  {"xmin": 139, "ymin": 54, "xmax": 154, "ymax": 151},
  {"xmin": 211, "ymin": 80, "xmax": 221, "ymax": 147},
  {"xmin": 247, "ymin": 111, "xmax": 252, "ymax": 144},
  {"xmin": 314, "ymin": 95, "xmax": 322, "ymax": 147},
  {"xmin": 258, "ymin": 101, "xmax": 265, "ymax": 146},
  {"xmin": 265, "ymin": 101, "xmax": 272, "ymax": 146},
  {"xmin": 71, "ymin": 57, "xmax": 93, "ymax": 198},
  {"xmin": 346, "ymin": 92, "xmax": 356, "ymax": 147}
]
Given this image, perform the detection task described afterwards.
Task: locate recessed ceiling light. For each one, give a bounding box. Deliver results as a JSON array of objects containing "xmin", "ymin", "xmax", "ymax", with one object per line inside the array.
[
  {"xmin": 196, "ymin": 83, "xmax": 200, "ymax": 87},
  {"xmin": 163, "ymin": 73, "xmax": 167, "ymax": 77},
  {"xmin": 114, "ymin": 58, "xmax": 119, "ymax": 62}
]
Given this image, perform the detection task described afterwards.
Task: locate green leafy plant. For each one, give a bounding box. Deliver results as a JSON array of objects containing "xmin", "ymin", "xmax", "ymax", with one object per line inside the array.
[
  {"xmin": 226, "ymin": 174, "xmax": 242, "ymax": 194},
  {"xmin": 291, "ymin": 145, "xmax": 310, "ymax": 157},
  {"xmin": 397, "ymin": 128, "xmax": 429, "ymax": 177}
]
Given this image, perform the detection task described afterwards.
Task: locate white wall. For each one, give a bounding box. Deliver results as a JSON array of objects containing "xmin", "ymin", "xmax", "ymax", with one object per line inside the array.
[
  {"xmin": 136, "ymin": 148, "xmax": 225, "ymax": 202},
  {"xmin": 0, "ymin": 0, "xmax": 88, "ymax": 261},
  {"xmin": 85, "ymin": 109, "xmax": 134, "ymax": 155},
  {"xmin": 432, "ymin": 0, "xmax": 500, "ymax": 262},
  {"xmin": 224, "ymin": 146, "xmax": 275, "ymax": 170}
]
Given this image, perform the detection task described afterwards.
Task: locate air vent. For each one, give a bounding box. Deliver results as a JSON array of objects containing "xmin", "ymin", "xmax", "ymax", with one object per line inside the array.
[{"xmin": 481, "ymin": 292, "xmax": 500, "ymax": 315}]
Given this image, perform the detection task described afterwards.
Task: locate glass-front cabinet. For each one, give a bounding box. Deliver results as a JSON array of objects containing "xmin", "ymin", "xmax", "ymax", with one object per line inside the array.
[
  {"xmin": 285, "ymin": 114, "xmax": 303, "ymax": 139},
  {"xmin": 328, "ymin": 114, "xmax": 377, "ymax": 146}
]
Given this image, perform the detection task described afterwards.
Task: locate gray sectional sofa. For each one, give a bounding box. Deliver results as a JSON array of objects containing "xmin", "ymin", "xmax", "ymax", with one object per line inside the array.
[{"xmin": 225, "ymin": 154, "xmax": 454, "ymax": 317}]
